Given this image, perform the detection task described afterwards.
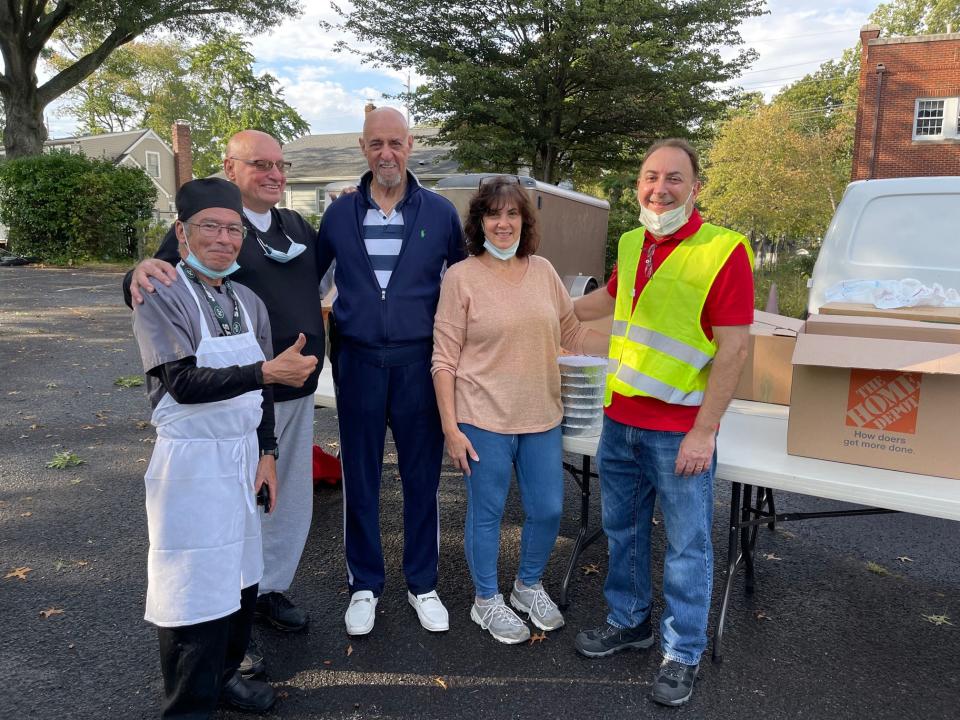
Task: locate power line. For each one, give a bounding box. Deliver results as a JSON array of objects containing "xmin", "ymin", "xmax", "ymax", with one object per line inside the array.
[
  {"xmin": 741, "ymin": 57, "xmax": 842, "ymax": 75},
  {"xmin": 745, "ymin": 25, "xmax": 863, "ymax": 42},
  {"xmin": 738, "ymin": 68, "xmax": 854, "ymax": 90}
]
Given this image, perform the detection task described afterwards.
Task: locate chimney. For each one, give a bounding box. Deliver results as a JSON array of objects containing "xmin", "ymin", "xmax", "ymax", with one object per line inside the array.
[
  {"xmin": 172, "ymin": 120, "xmax": 193, "ymax": 189},
  {"xmin": 364, "ymin": 102, "xmax": 377, "ymax": 114},
  {"xmin": 860, "ymin": 24, "xmax": 881, "ymax": 47}
]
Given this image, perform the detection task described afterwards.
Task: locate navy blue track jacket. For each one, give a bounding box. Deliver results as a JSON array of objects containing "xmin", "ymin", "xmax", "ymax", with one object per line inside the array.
[{"xmin": 317, "ymin": 171, "xmax": 465, "ymax": 347}]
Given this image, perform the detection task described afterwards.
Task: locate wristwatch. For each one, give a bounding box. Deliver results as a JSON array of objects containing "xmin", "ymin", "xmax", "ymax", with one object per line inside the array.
[{"xmin": 259, "ymin": 447, "xmax": 279, "ymax": 460}]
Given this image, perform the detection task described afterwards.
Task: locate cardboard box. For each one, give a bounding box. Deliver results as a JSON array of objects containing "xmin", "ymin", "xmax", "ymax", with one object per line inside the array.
[
  {"xmin": 787, "ymin": 317, "xmax": 960, "ymax": 479},
  {"xmin": 819, "ymin": 302, "xmax": 960, "ymax": 325},
  {"xmin": 733, "ymin": 310, "xmax": 805, "ymax": 405}
]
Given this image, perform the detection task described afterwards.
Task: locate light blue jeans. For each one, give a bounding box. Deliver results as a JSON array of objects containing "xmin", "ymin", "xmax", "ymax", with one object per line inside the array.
[
  {"xmin": 597, "ymin": 416, "xmax": 715, "ymax": 665},
  {"xmin": 460, "ymin": 424, "xmax": 564, "ymax": 599}
]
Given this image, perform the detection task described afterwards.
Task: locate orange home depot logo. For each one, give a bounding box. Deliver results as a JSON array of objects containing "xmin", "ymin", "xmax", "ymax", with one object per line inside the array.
[{"xmin": 845, "ymin": 370, "xmax": 922, "ymax": 433}]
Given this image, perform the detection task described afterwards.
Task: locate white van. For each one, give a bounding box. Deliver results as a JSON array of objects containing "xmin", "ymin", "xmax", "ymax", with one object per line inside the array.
[{"xmin": 807, "ymin": 176, "xmax": 960, "ymax": 314}]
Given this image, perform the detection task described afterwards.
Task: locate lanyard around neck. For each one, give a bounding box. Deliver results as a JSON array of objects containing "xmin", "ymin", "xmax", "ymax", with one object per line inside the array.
[{"xmin": 182, "ymin": 264, "xmax": 242, "ymax": 336}]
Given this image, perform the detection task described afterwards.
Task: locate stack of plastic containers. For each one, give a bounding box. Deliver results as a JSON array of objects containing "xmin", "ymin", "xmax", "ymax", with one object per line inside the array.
[{"xmin": 559, "ymin": 355, "xmax": 606, "ymax": 437}]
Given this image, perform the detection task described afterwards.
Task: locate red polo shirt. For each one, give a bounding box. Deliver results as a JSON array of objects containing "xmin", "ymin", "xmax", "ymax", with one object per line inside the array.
[{"xmin": 605, "ymin": 210, "xmax": 754, "ymax": 432}]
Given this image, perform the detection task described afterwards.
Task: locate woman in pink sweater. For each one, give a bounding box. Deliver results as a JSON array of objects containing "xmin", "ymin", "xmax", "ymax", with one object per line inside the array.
[{"xmin": 432, "ymin": 176, "xmax": 608, "ymax": 644}]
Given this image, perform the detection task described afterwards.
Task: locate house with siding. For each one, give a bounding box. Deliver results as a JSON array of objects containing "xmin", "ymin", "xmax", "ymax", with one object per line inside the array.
[
  {"xmin": 1, "ymin": 129, "xmax": 179, "ymax": 220},
  {"xmin": 279, "ymin": 127, "xmax": 461, "ymax": 218}
]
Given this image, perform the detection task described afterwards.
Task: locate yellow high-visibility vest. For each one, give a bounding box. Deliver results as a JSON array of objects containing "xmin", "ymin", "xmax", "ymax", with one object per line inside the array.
[{"xmin": 605, "ymin": 222, "xmax": 753, "ymax": 407}]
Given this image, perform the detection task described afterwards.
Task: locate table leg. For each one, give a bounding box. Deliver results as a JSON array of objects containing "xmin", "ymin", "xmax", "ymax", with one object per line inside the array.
[
  {"xmin": 741, "ymin": 484, "xmax": 756, "ymax": 594},
  {"xmin": 560, "ymin": 455, "xmax": 593, "ymax": 609},
  {"xmin": 763, "ymin": 487, "xmax": 777, "ymax": 531},
  {"xmin": 712, "ymin": 480, "xmax": 743, "ymax": 663}
]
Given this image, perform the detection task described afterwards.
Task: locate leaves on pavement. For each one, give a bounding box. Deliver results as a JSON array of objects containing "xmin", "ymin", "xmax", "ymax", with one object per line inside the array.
[
  {"xmin": 763, "ymin": 553, "xmax": 782, "ymax": 561},
  {"xmin": 39, "ymin": 607, "xmax": 64, "ymax": 619},
  {"xmin": 529, "ymin": 631, "xmax": 548, "ymax": 644},
  {"xmin": 46, "ymin": 450, "xmax": 84, "ymax": 469},
  {"xmin": 897, "ymin": 556, "xmax": 913, "ymax": 563},
  {"xmin": 866, "ymin": 561, "xmax": 890, "ymax": 577},
  {"xmin": 5, "ymin": 567, "xmax": 32, "ymax": 580},
  {"xmin": 434, "ymin": 677, "xmax": 448, "ymax": 689},
  {"xmin": 581, "ymin": 563, "xmax": 600, "ymax": 576},
  {"xmin": 114, "ymin": 375, "xmax": 144, "ymax": 388},
  {"xmin": 346, "ymin": 644, "xmax": 353, "ymax": 657},
  {"xmin": 921, "ymin": 614, "xmax": 954, "ymax": 626},
  {"xmin": 753, "ymin": 610, "xmax": 772, "ymax": 622}
]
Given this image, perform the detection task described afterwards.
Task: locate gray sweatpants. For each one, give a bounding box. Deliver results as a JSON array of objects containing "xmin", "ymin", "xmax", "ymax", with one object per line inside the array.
[{"xmin": 259, "ymin": 394, "xmax": 314, "ymax": 595}]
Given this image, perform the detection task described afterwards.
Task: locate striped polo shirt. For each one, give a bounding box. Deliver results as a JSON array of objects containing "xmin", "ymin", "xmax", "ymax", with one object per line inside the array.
[{"xmin": 363, "ymin": 197, "xmax": 404, "ymax": 289}]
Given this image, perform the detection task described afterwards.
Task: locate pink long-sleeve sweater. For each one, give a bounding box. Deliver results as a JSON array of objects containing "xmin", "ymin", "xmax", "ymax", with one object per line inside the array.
[{"xmin": 432, "ymin": 255, "xmax": 588, "ymax": 434}]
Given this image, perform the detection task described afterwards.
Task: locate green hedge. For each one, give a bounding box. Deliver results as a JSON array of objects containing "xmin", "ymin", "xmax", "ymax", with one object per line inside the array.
[{"xmin": 0, "ymin": 150, "xmax": 156, "ymax": 263}]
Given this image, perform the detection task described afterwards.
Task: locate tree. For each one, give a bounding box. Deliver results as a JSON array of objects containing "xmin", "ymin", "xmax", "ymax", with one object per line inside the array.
[
  {"xmin": 326, "ymin": 0, "xmax": 763, "ymax": 184},
  {"xmin": 0, "ymin": 1, "xmax": 300, "ymax": 158},
  {"xmin": 698, "ymin": 102, "xmax": 847, "ymax": 248},
  {"xmin": 49, "ymin": 34, "xmax": 309, "ymax": 177},
  {"xmin": 869, "ymin": 0, "xmax": 960, "ymax": 35}
]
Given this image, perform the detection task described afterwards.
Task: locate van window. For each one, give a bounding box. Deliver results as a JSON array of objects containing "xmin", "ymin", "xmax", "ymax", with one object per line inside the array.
[{"xmin": 849, "ymin": 193, "xmax": 960, "ymax": 270}]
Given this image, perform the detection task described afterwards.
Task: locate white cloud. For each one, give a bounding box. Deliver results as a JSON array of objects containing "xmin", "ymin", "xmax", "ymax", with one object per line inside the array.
[{"xmin": 733, "ymin": 1, "xmax": 874, "ymax": 98}]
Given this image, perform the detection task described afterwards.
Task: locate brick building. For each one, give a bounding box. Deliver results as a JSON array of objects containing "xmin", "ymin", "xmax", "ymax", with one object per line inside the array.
[{"xmin": 851, "ymin": 25, "xmax": 960, "ymax": 180}]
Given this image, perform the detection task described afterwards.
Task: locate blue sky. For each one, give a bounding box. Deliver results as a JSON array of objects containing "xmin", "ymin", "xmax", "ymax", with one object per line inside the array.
[{"xmin": 46, "ymin": 0, "xmax": 880, "ymax": 138}]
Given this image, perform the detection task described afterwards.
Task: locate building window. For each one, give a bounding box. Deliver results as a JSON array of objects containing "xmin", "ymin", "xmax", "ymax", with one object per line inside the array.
[
  {"xmin": 145, "ymin": 151, "xmax": 161, "ymax": 178},
  {"xmin": 913, "ymin": 97, "xmax": 960, "ymax": 141}
]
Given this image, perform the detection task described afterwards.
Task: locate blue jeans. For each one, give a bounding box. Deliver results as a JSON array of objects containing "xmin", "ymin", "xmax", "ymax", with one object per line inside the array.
[
  {"xmin": 597, "ymin": 416, "xmax": 715, "ymax": 665},
  {"xmin": 460, "ymin": 424, "xmax": 564, "ymax": 599}
]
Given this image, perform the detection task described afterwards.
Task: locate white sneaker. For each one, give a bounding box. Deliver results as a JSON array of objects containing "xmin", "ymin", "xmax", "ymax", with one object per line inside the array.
[
  {"xmin": 345, "ymin": 590, "xmax": 378, "ymax": 635},
  {"xmin": 510, "ymin": 580, "xmax": 565, "ymax": 631},
  {"xmin": 407, "ymin": 590, "xmax": 449, "ymax": 632},
  {"xmin": 471, "ymin": 594, "xmax": 531, "ymax": 644}
]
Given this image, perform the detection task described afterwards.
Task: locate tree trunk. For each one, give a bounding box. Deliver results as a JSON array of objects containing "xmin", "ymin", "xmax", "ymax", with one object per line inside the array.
[{"xmin": 3, "ymin": 81, "xmax": 49, "ymax": 158}]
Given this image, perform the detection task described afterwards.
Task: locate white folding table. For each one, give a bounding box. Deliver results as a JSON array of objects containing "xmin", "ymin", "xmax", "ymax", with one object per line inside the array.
[{"xmin": 558, "ymin": 400, "xmax": 960, "ymax": 661}]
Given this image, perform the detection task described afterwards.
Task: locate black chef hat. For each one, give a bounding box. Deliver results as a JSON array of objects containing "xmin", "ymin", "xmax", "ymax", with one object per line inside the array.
[{"xmin": 176, "ymin": 178, "xmax": 243, "ymax": 221}]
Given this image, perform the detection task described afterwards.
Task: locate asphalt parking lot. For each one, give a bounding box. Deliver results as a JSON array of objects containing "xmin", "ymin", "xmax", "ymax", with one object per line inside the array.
[{"xmin": 1, "ymin": 265, "xmax": 959, "ymax": 720}]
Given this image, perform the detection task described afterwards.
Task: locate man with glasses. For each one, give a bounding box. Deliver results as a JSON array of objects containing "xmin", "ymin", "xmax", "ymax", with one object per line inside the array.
[
  {"xmin": 124, "ymin": 130, "xmax": 326, "ymax": 673},
  {"xmin": 131, "ymin": 178, "xmax": 317, "ymax": 716},
  {"xmin": 316, "ymin": 107, "xmax": 465, "ymax": 637}
]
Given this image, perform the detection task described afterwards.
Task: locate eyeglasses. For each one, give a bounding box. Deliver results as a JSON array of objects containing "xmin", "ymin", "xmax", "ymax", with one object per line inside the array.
[
  {"xmin": 478, "ymin": 174, "xmax": 522, "ymax": 190},
  {"xmin": 186, "ymin": 221, "xmax": 247, "ymax": 240},
  {"xmin": 229, "ymin": 157, "xmax": 293, "ymax": 173}
]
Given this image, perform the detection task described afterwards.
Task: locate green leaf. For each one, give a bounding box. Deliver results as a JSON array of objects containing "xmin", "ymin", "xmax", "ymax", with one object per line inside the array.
[
  {"xmin": 46, "ymin": 451, "xmax": 85, "ymax": 469},
  {"xmin": 114, "ymin": 375, "xmax": 145, "ymax": 388}
]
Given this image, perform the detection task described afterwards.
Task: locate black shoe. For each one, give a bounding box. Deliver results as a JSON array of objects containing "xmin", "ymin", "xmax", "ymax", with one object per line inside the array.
[
  {"xmin": 220, "ymin": 671, "xmax": 276, "ymax": 713},
  {"xmin": 255, "ymin": 592, "xmax": 309, "ymax": 632},
  {"xmin": 650, "ymin": 658, "xmax": 699, "ymax": 706},
  {"xmin": 574, "ymin": 619, "xmax": 654, "ymax": 658},
  {"xmin": 239, "ymin": 637, "xmax": 266, "ymax": 679}
]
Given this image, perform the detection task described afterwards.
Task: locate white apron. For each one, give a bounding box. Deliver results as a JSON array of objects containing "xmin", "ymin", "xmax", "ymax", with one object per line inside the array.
[{"xmin": 144, "ymin": 266, "xmax": 265, "ymax": 627}]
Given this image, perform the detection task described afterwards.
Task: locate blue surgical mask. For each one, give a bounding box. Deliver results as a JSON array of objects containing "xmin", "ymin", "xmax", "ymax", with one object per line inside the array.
[
  {"xmin": 483, "ymin": 237, "xmax": 520, "ymax": 260},
  {"xmin": 183, "ymin": 239, "xmax": 240, "ymax": 279},
  {"xmin": 254, "ymin": 232, "xmax": 307, "ymax": 264}
]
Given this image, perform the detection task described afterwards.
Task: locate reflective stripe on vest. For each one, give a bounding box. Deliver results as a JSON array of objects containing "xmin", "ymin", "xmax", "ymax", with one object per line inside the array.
[{"xmin": 605, "ymin": 222, "xmax": 753, "ymax": 407}]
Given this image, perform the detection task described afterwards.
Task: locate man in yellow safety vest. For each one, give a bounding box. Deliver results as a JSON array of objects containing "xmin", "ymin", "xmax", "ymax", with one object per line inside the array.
[{"xmin": 572, "ymin": 138, "xmax": 754, "ymax": 707}]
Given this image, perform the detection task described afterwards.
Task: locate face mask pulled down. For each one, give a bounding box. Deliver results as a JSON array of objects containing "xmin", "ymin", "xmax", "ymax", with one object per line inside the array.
[
  {"xmin": 483, "ymin": 236, "xmax": 520, "ymax": 260},
  {"xmin": 639, "ymin": 190, "xmax": 694, "ymax": 238},
  {"xmin": 183, "ymin": 239, "xmax": 240, "ymax": 280}
]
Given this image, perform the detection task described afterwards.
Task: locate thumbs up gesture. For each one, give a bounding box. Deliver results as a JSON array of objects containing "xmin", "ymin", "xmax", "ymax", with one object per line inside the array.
[{"xmin": 261, "ymin": 333, "xmax": 318, "ymax": 387}]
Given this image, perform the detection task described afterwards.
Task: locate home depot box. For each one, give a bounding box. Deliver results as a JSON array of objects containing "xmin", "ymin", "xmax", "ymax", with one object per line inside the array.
[
  {"xmin": 787, "ymin": 317, "xmax": 960, "ymax": 479},
  {"xmin": 819, "ymin": 302, "xmax": 960, "ymax": 325},
  {"xmin": 733, "ymin": 310, "xmax": 805, "ymax": 405}
]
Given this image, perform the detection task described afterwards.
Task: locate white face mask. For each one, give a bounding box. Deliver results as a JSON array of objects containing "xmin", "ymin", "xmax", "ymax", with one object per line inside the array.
[
  {"xmin": 639, "ymin": 189, "xmax": 694, "ymax": 237},
  {"xmin": 483, "ymin": 236, "xmax": 520, "ymax": 260}
]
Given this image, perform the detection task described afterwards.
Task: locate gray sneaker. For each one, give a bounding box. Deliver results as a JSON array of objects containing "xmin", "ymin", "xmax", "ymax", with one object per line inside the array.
[
  {"xmin": 650, "ymin": 658, "xmax": 699, "ymax": 706},
  {"xmin": 509, "ymin": 580, "xmax": 565, "ymax": 631},
  {"xmin": 470, "ymin": 594, "xmax": 531, "ymax": 644}
]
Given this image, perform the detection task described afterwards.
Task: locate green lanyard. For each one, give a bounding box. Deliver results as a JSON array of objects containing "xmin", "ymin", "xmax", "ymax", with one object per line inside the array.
[{"xmin": 182, "ymin": 265, "xmax": 242, "ymax": 336}]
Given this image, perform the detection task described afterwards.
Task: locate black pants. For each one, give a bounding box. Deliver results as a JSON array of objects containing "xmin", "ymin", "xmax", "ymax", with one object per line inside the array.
[{"xmin": 156, "ymin": 583, "xmax": 258, "ymax": 719}]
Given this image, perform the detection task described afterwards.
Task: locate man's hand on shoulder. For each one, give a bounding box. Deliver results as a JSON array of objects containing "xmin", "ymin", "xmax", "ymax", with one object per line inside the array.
[{"xmin": 130, "ymin": 258, "xmax": 178, "ymax": 305}]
